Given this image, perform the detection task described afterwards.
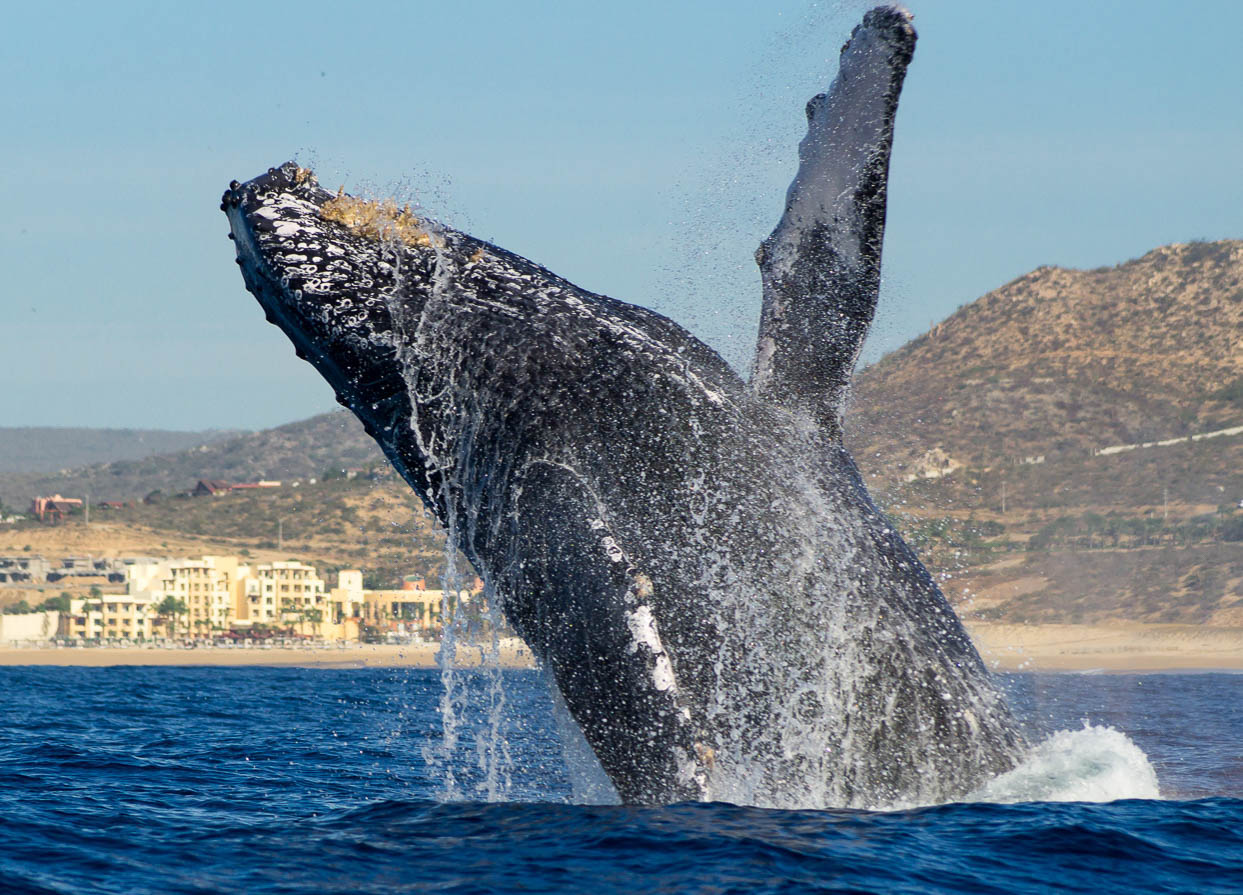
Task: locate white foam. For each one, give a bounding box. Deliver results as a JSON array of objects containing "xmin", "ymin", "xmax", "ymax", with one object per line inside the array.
[{"xmin": 969, "ymin": 725, "xmax": 1161, "ymax": 804}]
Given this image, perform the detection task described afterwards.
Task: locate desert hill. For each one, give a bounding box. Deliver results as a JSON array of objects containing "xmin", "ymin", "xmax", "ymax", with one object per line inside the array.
[
  {"xmin": 0, "ymin": 427, "xmax": 240, "ymax": 476},
  {"xmin": 846, "ymin": 239, "xmax": 1243, "ymax": 626},
  {"xmin": 849, "ymin": 240, "xmax": 1243, "ymax": 475}
]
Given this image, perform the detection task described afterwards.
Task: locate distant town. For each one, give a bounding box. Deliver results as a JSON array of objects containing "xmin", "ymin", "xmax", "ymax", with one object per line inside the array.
[
  {"xmin": 0, "ymin": 473, "xmax": 510, "ymax": 651},
  {"xmin": 0, "ymin": 548, "xmax": 484, "ymax": 648}
]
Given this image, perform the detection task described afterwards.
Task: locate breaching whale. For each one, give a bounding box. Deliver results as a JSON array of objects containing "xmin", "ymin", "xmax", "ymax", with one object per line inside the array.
[{"xmin": 222, "ymin": 6, "xmax": 1025, "ymax": 808}]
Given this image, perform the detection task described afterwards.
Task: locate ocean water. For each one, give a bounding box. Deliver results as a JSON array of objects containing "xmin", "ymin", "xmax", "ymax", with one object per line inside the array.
[{"xmin": 0, "ymin": 667, "xmax": 1240, "ymax": 894}]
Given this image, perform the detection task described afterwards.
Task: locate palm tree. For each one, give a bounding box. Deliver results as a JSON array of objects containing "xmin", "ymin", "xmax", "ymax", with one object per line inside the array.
[
  {"xmin": 155, "ymin": 596, "xmax": 188, "ymax": 639},
  {"xmin": 303, "ymin": 607, "xmax": 323, "ymax": 638}
]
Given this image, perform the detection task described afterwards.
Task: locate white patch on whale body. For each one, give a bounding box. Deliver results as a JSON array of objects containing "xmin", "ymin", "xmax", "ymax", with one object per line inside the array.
[{"xmin": 624, "ymin": 604, "xmax": 676, "ymax": 692}]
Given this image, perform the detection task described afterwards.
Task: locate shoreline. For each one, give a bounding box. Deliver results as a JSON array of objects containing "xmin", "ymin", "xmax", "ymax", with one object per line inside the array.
[
  {"xmin": 2, "ymin": 623, "xmax": 1243, "ymax": 672},
  {"xmin": 966, "ymin": 621, "xmax": 1243, "ymax": 673},
  {"xmin": 0, "ymin": 642, "xmax": 536, "ymax": 669}
]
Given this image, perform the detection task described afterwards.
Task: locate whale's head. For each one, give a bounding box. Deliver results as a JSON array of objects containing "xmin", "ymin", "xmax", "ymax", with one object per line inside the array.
[{"xmin": 221, "ymin": 162, "xmax": 435, "ymax": 449}]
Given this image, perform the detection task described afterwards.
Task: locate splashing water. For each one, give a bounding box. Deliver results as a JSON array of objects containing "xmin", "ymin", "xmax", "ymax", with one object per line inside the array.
[
  {"xmin": 398, "ymin": 224, "xmax": 518, "ymax": 802},
  {"xmin": 971, "ymin": 725, "xmax": 1161, "ymax": 804}
]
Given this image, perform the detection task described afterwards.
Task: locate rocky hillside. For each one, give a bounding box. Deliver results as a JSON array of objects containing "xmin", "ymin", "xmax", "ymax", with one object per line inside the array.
[
  {"xmin": 0, "ymin": 412, "xmax": 383, "ymax": 508},
  {"xmin": 848, "ymin": 240, "xmax": 1243, "ymax": 477},
  {"xmin": 846, "ymin": 239, "xmax": 1243, "ymax": 625}
]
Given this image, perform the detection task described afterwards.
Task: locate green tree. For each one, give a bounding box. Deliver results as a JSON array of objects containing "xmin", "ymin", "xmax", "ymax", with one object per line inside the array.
[
  {"xmin": 1222, "ymin": 517, "xmax": 1243, "ymax": 542},
  {"xmin": 155, "ymin": 596, "xmax": 188, "ymax": 638},
  {"xmin": 36, "ymin": 593, "xmax": 73, "ymax": 613}
]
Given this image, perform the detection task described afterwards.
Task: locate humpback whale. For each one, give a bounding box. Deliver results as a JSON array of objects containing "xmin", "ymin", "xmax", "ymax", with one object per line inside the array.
[{"xmin": 221, "ymin": 6, "xmax": 1025, "ymax": 808}]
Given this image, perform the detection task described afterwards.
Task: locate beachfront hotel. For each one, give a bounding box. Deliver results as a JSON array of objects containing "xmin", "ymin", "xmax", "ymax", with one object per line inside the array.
[
  {"xmin": 242, "ymin": 561, "xmax": 326, "ymax": 626},
  {"xmin": 1, "ymin": 557, "xmax": 478, "ymax": 645}
]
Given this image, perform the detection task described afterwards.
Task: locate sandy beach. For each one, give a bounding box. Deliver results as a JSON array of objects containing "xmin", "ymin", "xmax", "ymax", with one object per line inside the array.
[
  {"xmin": 967, "ymin": 622, "xmax": 1243, "ymax": 673},
  {"xmin": 0, "ymin": 641, "xmax": 536, "ymax": 669},
  {"xmin": 3, "ymin": 624, "xmax": 1243, "ymax": 672}
]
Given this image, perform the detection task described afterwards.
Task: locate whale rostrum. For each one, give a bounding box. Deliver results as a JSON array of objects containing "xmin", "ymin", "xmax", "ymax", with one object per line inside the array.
[{"xmin": 222, "ymin": 5, "xmax": 1026, "ymax": 808}]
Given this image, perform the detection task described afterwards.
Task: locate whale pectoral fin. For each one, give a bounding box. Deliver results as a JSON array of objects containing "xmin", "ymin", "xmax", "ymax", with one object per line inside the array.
[
  {"xmin": 507, "ymin": 461, "xmax": 705, "ymax": 805},
  {"xmin": 751, "ymin": 6, "xmax": 916, "ymax": 440}
]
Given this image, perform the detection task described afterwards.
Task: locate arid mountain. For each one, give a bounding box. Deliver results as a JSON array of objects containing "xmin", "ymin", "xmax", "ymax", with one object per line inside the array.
[
  {"xmin": 846, "ymin": 239, "xmax": 1243, "ymax": 625},
  {"xmin": 848, "ymin": 240, "xmax": 1243, "ymax": 477},
  {"xmin": 0, "ymin": 412, "xmax": 383, "ymax": 508}
]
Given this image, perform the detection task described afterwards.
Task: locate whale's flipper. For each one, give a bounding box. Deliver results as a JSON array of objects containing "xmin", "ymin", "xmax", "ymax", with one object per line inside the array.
[{"xmin": 752, "ymin": 6, "xmax": 916, "ymax": 439}]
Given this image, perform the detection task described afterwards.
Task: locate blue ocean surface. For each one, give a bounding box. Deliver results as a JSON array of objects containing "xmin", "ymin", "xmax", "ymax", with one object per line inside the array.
[{"xmin": 0, "ymin": 666, "xmax": 1241, "ymax": 894}]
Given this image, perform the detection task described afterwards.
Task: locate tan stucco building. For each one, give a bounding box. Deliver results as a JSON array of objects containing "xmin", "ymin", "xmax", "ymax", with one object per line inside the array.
[
  {"xmin": 242, "ymin": 561, "xmax": 325, "ymax": 626},
  {"xmin": 48, "ymin": 556, "xmax": 473, "ymax": 644},
  {"xmin": 62, "ymin": 593, "xmax": 156, "ymax": 641}
]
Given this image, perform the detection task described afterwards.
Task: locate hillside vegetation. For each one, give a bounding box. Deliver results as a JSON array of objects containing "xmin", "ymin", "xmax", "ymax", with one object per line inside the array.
[{"xmin": 847, "ymin": 240, "xmax": 1243, "ymax": 625}]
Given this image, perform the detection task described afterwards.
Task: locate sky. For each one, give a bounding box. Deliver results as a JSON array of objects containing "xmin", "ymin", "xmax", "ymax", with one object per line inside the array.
[{"xmin": 4, "ymin": 0, "xmax": 1241, "ymax": 431}]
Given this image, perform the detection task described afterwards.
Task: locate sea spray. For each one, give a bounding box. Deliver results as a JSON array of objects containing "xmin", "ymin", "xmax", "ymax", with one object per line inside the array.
[
  {"xmin": 394, "ymin": 221, "xmax": 517, "ymax": 801},
  {"xmin": 970, "ymin": 725, "xmax": 1161, "ymax": 804}
]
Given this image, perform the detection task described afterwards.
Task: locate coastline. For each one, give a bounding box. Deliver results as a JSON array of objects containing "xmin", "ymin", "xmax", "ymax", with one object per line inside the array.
[
  {"xmin": 3, "ymin": 623, "xmax": 1243, "ymax": 672},
  {"xmin": 0, "ymin": 641, "xmax": 536, "ymax": 669},
  {"xmin": 967, "ymin": 621, "xmax": 1243, "ymax": 673}
]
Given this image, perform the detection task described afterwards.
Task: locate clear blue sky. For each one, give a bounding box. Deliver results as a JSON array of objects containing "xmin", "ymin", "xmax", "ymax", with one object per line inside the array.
[{"xmin": 4, "ymin": 1, "xmax": 1240, "ymax": 431}]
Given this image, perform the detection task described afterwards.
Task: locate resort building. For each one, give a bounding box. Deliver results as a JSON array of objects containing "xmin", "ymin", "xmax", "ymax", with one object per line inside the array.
[
  {"xmin": 324, "ymin": 570, "xmax": 366, "ymax": 642},
  {"xmin": 122, "ymin": 555, "xmax": 251, "ymax": 638},
  {"xmin": 39, "ymin": 555, "xmax": 484, "ymax": 644},
  {"xmin": 360, "ymin": 577, "xmax": 463, "ymax": 633},
  {"xmin": 62, "ymin": 592, "xmax": 157, "ymax": 641},
  {"xmin": 159, "ymin": 556, "xmax": 247, "ymax": 637},
  {"xmin": 242, "ymin": 561, "xmax": 326, "ymax": 626}
]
